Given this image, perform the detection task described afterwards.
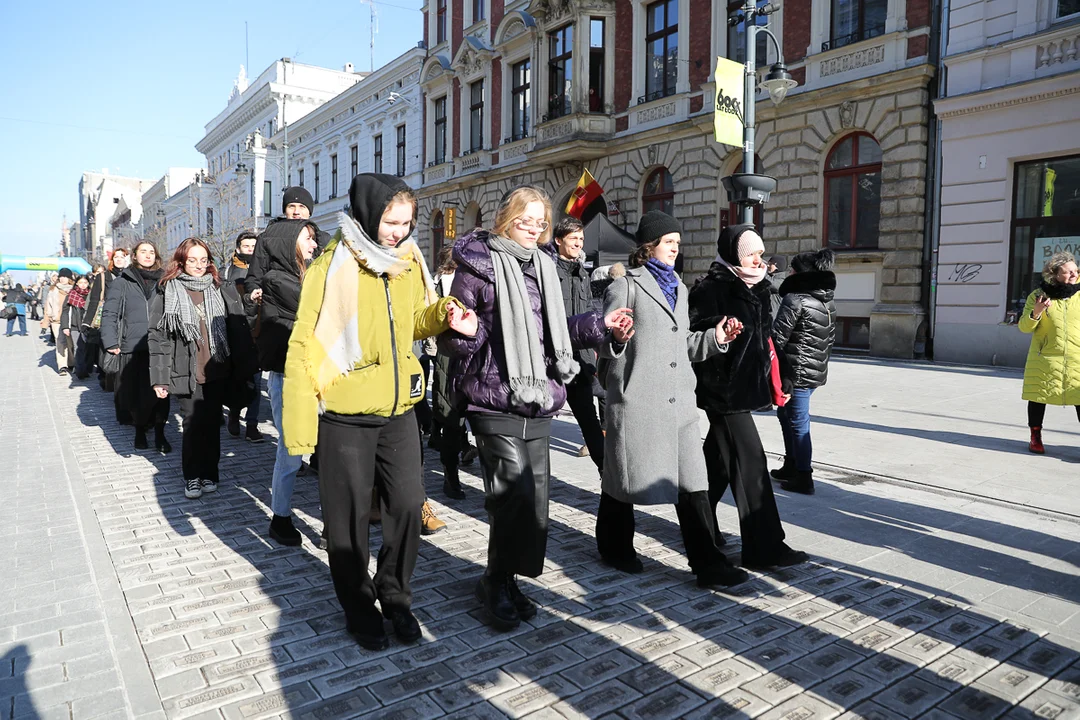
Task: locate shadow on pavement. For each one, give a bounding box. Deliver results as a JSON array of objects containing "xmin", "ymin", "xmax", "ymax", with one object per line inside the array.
[{"xmin": 3, "ymin": 646, "xmax": 42, "ymax": 720}]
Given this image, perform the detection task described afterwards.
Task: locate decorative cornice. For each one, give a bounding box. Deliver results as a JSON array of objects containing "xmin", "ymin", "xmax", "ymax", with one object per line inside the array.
[{"xmin": 936, "ymin": 82, "xmax": 1080, "ymax": 119}]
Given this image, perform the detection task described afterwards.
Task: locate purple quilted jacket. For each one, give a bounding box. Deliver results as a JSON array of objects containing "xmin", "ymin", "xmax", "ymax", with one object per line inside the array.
[{"xmin": 440, "ymin": 230, "xmax": 607, "ymax": 418}]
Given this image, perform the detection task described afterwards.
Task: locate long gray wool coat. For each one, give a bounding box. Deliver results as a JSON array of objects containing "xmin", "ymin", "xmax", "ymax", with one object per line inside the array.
[{"xmin": 600, "ymin": 266, "xmax": 727, "ymax": 505}]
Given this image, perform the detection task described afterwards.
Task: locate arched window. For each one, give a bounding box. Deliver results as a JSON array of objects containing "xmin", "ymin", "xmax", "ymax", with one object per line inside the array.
[
  {"xmin": 824, "ymin": 133, "xmax": 882, "ymax": 249},
  {"xmin": 642, "ymin": 167, "xmax": 674, "ymax": 215},
  {"xmin": 431, "ymin": 210, "xmax": 445, "ymax": 258}
]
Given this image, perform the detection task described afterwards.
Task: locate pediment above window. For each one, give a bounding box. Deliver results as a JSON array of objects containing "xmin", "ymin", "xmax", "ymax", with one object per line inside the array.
[
  {"xmin": 452, "ymin": 36, "xmax": 494, "ymax": 78},
  {"xmin": 494, "ymin": 10, "xmax": 538, "ymax": 46}
]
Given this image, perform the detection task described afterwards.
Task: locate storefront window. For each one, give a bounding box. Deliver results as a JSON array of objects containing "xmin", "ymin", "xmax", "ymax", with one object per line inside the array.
[{"xmin": 1007, "ymin": 154, "xmax": 1080, "ymax": 317}]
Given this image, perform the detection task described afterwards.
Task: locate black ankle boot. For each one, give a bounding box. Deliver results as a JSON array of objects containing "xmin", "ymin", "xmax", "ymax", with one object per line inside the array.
[
  {"xmin": 475, "ymin": 573, "xmax": 520, "ymax": 631},
  {"xmin": 133, "ymin": 427, "xmax": 148, "ymax": 450},
  {"xmin": 442, "ymin": 466, "xmax": 465, "ymax": 500},
  {"xmin": 506, "ymin": 575, "xmax": 537, "ymax": 620},
  {"xmin": 770, "ymin": 459, "xmax": 797, "ymax": 482},
  {"xmin": 268, "ymin": 514, "xmax": 302, "ymax": 547},
  {"xmin": 781, "ymin": 471, "xmax": 815, "ymax": 495},
  {"xmin": 154, "ymin": 424, "xmax": 172, "ymax": 454}
]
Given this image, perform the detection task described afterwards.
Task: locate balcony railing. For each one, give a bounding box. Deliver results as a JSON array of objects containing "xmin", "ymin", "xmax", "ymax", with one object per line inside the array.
[
  {"xmin": 821, "ymin": 25, "xmax": 886, "ymax": 52},
  {"xmin": 547, "ymin": 96, "xmax": 571, "ymax": 121},
  {"xmin": 503, "ymin": 129, "xmax": 530, "ymax": 144},
  {"xmin": 637, "ymin": 86, "xmax": 676, "ymax": 105}
]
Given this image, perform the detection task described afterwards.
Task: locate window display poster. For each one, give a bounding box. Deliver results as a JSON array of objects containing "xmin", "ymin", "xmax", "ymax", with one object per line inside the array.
[{"xmin": 1033, "ymin": 236, "xmax": 1080, "ymax": 271}]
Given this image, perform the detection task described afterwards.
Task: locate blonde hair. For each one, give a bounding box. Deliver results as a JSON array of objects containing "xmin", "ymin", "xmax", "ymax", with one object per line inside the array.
[
  {"xmin": 1043, "ymin": 251, "xmax": 1076, "ymax": 283},
  {"xmin": 492, "ymin": 186, "xmax": 553, "ymax": 245}
]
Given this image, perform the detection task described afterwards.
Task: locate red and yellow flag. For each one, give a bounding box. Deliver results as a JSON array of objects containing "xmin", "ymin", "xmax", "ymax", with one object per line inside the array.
[{"xmin": 565, "ymin": 169, "xmax": 603, "ymax": 219}]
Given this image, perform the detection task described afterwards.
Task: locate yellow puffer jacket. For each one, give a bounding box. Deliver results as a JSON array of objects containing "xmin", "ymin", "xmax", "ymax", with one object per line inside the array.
[
  {"xmin": 282, "ymin": 242, "xmax": 454, "ymax": 455},
  {"xmin": 1019, "ymin": 287, "xmax": 1080, "ymax": 406}
]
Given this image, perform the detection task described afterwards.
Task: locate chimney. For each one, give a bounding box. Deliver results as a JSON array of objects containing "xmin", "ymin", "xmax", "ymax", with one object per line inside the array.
[{"xmin": 344, "ymin": 62, "xmax": 355, "ymax": 73}]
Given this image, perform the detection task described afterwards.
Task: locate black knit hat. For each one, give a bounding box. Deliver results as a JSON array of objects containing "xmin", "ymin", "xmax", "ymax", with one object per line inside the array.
[
  {"xmin": 58, "ymin": 268, "xmax": 73, "ymax": 280},
  {"xmin": 282, "ymin": 186, "xmax": 314, "ymax": 215},
  {"xmin": 716, "ymin": 223, "xmax": 756, "ymax": 264},
  {"xmin": 635, "ymin": 210, "xmax": 680, "ymax": 246}
]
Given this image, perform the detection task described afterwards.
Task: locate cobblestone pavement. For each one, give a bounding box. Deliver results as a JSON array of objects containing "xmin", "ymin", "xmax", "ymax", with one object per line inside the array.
[{"xmin": 3, "ymin": 333, "xmax": 1079, "ymax": 720}]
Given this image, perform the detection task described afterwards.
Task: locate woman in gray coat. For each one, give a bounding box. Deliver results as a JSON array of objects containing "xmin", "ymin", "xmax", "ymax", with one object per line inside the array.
[{"xmin": 597, "ymin": 210, "xmax": 748, "ymax": 588}]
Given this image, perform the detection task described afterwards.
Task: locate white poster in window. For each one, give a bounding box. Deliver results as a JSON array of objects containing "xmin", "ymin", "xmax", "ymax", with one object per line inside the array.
[{"xmin": 1032, "ymin": 236, "xmax": 1080, "ymax": 272}]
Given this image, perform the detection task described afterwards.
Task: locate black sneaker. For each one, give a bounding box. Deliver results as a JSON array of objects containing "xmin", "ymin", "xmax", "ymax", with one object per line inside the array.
[
  {"xmin": 268, "ymin": 515, "xmax": 302, "ymax": 547},
  {"xmin": 742, "ymin": 544, "xmax": 810, "ymax": 570},
  {"xmin": 245, "ymin": 426, "xmax": 265, "ymax": 443},
  {"xmin": 780, "ymin": 471, "xmax": 815, "ymax": 495},
  {"xmin": 770, "ymin": 463, "xmax": 798, "ymax": 482},
  {"xmin": 697, "ymin": 563, "xmax": 750, "ymax": 588},
  {"xmin": 506, "ymin": 576, "xmax": 537, "ymax": 621},
  {"xmin": 348, "ymin": 623, "xmax": 389, "ymax": 651},
  {"xmin": 601, "ymin": 554, "xmax": 645, "ymax": 574},
  {"xmin": 385, "ymin": 609, "xmax": 422, "ymax": 643},
  {"xmin": 227, "ymin": 413, "xmax": 241, "ymax": 437}
]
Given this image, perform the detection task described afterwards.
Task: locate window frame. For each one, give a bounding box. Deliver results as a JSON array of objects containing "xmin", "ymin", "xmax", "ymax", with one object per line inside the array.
[
  {"xmin": 644, "ymin": 0, "xmax": 679, "ymax": 103},
  {"xmin": 588, "ymin": 17, "xmax": 606, "ymax": 113},
  {"xmin": 374, "ymin": 134, "xmax": 383, "ymax": 174},
  {"xmin": 434, "ymin": 96, "xmax": 448, "ymax": 165},
  {"xmin": 431, "ymin": 210, "xmax": 445, "ymax": 258},
  {"xmin": 436, "ymin": 0, "xmax": 447, "ymax": 44},
  {"xmin": 511, "ymin": 59, "xmax": 531, "ymax": 141},
  {"xmin": 642, "ymin": 167, "xmax": 676, "ymax": 215},
  {"xmin": 824, "ymin": 0, "xmax": 887, "ymax": 51},
  {"xmin": 469, "ymin": 80, "xmax": 485, "ymax": 153},
  {"xmin": 547, "ymin": 24, "xmax": 574, "ymax": 120},
  {"xmin": 396, "ymin": 125, "xmax": 407, "ymax": 177},
  {"xmin": 472, "ymin": 0, "xmax": 485, "ymax": 23},
  {"xmin": 298, "ymin": 167, "xmax": 305, "ymax": 189},
  {"xmin": 263, "ymin": 181, "xmax": 272, "ymax": 217},
  {"xmin": 330, "ymin": 154, "xmax": 338, "ymax": 199},
  {"xmin": 823, "ymin": 132, "xmax": 883, "ymax": 250},
  {"xmin": 314, "ymin": 162, "xmax": 320, "ymax": 204}
]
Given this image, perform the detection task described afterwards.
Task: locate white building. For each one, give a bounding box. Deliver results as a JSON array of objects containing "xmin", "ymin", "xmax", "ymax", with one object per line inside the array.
[
  {"xmin": 77, "ymin": 171, "xmax": 155, "ymax": 260},
  {"xmin": 194, "ymin": 60, "xmax": 366, "ymax": 259},
  {"xmin": 136, "ymin": 168, "xmax": 204, "ymax": 254},
  {"xmin": 282, "ymin": 47, "xmax": 427, "ymax": 236},
  {"xmin": 932, "ymin": 0, "xmax": 1080, "ymax": 365}
]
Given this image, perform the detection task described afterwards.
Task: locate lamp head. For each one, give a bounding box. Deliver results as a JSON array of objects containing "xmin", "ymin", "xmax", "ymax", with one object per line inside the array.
[{"xmin": 760, "ymin": 62, "xmax": 798, "ymax": 105}]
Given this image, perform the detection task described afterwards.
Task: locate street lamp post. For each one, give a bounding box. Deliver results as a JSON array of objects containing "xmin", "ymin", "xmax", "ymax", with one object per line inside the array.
[{"xmin": 726, "ymin": 1, "xmax": 799, "ymax": 224}]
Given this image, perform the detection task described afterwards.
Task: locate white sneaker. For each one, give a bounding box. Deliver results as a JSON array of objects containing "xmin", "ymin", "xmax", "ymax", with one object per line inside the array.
[
  {"xmin": 200, "ymin": 479, "xmax": 218, "ymax": 493},
  {"xmin": 185, "ymin": 479, "xmax": 202, "ymax": 499}
]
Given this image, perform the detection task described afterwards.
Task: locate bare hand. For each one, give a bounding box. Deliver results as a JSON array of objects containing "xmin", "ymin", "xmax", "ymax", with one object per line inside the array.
[
  {"xmin": 715, "ymin": 316, "xmax": 744, "ymax": 344},
  {"xmin": 780, "ymin": 393, "xmax": 792, "ymax": 404},
  {"xmin": 107, "ymin": 347, "xmax": 120, "ymax": 355},
  {"xmin": 612, "ymin": 324, "xmax": 635, "ymax": 344},
  {"xmin": 62, "ymin": 329, "xmax": 70, "ymax": 336},
  {"xmin": 604, "ymin": 308, "xmax": 633, "ymax": 331},
  {"xmin": 249, "ymin": 289, "xmax": 263, "ymax": 303},
  {"xmin": 154, "ymin": 385, "xmax": 169, "ymax": 399},
  {"xmin": 447, "ymin": 304, "xmax": 478, "ymax": 337},
  {"xmin": 1033, "ymin": 294, "xmax": 1052, "ymax": 318}
]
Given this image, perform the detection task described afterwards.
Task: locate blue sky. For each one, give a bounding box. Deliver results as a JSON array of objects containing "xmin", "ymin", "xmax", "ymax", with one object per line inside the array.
[{"xmin": 0, "ymin": 0, "xmax": 420, "ymax": 259}]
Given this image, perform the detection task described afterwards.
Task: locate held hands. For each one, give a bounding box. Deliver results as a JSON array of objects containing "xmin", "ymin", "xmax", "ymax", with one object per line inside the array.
[
  {"xmin": 153, "ymin": 385, "xmax": 169, "ymax": 399},
  {"xmin": 1033, "ymin": 294, "xmax": 1052, "ymax": 319},
  {"xmin": 62, "ymin": 328, "xmax": 70, "ymax": 336},
  {"xmin": 715, "ymin": 316, "xmax": 744, "ymax": 345},
  {"xmin": 605, "ymin": 308, "xmax": 635, "ymax": 344},
  {"xmin": 447, "ymin": 303, "xmax": 478, "ymax": 337},
  {"xmin": 107, "ymin": 347, "xmax": 120, "ymax": 355},
  {"xmin": 249, "ymin": 289, "xmax": 263, "ymax": 303}
]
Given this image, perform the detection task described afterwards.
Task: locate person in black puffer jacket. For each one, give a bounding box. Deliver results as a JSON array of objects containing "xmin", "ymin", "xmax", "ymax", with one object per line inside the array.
[
  {"xmin": 689, "ymin": 223, "xmax": 808, "ymax": 571},
  {"xmin": 770, "ymin": 249, "xmax": 837, "ymax": 494},
  {"xmin": 244, "ymin": 219, "xmax": 319, "ymax": 546},
  {"xmin": 223, "ymin": 230, "xmax": 263, "ymax": 441}
]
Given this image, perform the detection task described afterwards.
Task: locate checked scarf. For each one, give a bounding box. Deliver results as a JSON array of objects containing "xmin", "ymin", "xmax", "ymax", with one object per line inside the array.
[{"xmin": 158, "ymin": 273, "xmax": 230, "ymax": 359}]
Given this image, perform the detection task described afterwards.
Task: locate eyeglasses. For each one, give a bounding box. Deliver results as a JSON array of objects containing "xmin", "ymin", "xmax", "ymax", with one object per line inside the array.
[
  {"xmin": 184, "ymin": 258, "xmax": 210, "ymax": 267},
  {"xmin": 514, "ymin": 218, "xmax": 550, "ymax": 232}
]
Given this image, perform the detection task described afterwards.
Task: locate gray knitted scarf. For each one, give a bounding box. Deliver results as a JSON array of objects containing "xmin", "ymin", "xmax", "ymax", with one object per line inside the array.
[
  {"xmin": 488, "ymin": 234, "xmax": 578, "ymax": 410},
  {"xmin": 159, "ymin": 273, "xmax": 229, "ymax": 359}
]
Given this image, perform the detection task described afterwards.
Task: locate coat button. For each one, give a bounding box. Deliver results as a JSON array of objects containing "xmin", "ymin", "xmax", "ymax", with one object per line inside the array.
[
  {"xmin": 671, "ymin": 326, "xmax": 678, "ymax": 332},
  {"xmin": 669, "ymin": 398, "xmax": 676, "ymax": 404},
  {"xmin": 670, "ymin": 362, "xmax": 677, "ymax": 368}
]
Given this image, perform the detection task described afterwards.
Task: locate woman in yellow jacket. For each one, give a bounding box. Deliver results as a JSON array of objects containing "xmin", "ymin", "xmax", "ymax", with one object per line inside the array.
[
  {"xmin": 1019, "ymin": 251, "xmax": 1080, "ymax": 454},
  {"xmin": 282, "ymin": 174, "xmax": 477, "ymax": 651}
]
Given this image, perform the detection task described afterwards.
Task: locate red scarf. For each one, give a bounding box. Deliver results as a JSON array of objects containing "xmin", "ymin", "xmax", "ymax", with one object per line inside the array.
[{"xmin": 67, "ymin": 285, "xmax": 89, "ymax": 309}]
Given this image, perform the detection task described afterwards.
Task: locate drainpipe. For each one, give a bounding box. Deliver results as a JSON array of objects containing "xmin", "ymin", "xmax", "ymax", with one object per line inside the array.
[{"xmin": 921, "ymin": 0, "xmax": 949, "ymax": 359}]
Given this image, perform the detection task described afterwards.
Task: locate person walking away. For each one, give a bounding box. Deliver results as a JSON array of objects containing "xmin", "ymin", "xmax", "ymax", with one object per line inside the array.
[
  {"xmin": 3, "ymin": 284, "xmax": 28, "ymax": 336},
  {"xmin": 102, "ymin": 241, "xmax": 173, "ymax": 452},
  {"xmin": 553, "ymin": 218, "xmax": 606, "ymax": 469},
  {"xmin": 282, "ymin": 174, "xmax": 475, "ymax": 650},
  {"xmin": 25, "ymin": 283, "xmax": 40, "ymax": 323},
  {"xmin": 60, "ymin": 275, "xmax": 92, "ymax": 378},
  {"xmin": 243, "ymin": 220, "xmax": 318, "ymax": 546},
  {"xmin": 224, "ymin": 230, "xmax": 264, "ymax": 442},
  {"xmin": 149, "ymin": 238, "xmax": 258, "ymax": 500},
  {"xmin": 598, "ymin": 210, "xmax": 749, "ymax": 587},
  {"xmin": 769, "ymin": 249, "xmax": 837, "ymax": 494},
  {"xmin": 689, "ymin": 223, "xmax": 809, "ymax": 570},
  {"xmin": 45, "ymin": 270, "xmax": 75, "ymax": 373},
  {"xmin": 1019, "ymin": 251, "xmax": 1080, "ymax": 454},
  {"xmin": 440, "ymin": 186, "xmax": 632, "ymax": 632}
]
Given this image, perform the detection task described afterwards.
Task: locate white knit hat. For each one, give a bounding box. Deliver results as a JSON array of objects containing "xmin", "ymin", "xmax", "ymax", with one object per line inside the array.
[{"xmin": 735, "ymin": 229, "xmax": 765, "ymax": 262}]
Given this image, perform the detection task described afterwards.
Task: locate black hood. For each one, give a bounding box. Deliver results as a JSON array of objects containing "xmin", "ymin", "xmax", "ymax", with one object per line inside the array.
[
  {"xmin": 779, "ymin": 270, "xmax": 837, "ymax": 300},
  {"xmin": 258, "ymin": 219, "xmax": 314, "ymax": 277},
  {"xmin": 716, "ymin": 223, "xmax": 756, "ymax": 265},
  {"xmin": 348, "ymin": 173, "xmax": 414, "ymax": 242}
]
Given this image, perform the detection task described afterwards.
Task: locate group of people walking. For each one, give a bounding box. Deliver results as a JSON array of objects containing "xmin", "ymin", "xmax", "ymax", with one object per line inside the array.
[{"xmin": 7, "ymin": 172, "xmax": 849, "ymax": 654}]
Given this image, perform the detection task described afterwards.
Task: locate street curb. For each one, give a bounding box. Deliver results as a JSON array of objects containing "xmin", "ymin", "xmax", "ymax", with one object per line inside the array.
[{"xmin": 38, "ymin": 340, "xmax": 168, "ymax": 720}]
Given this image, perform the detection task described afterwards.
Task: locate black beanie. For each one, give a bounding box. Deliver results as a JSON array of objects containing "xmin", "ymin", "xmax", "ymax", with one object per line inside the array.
[
  {"xmin": 282, "ymin": 186, "xmax": 314, "ymax": 215},
  {"xmin": 58, "ymin": 268, "xmax": 73, "ymax": 280},
  {"xmin": 635, "ymin": 210, "xmax": 680, "ymax": 246},
  {"xmin": 349, "ymin": 173, "xmax": 414, "ymax": 242},
  {"xmin": 716, "ymin": 223, "xmax": 756, "ymax": 265}
]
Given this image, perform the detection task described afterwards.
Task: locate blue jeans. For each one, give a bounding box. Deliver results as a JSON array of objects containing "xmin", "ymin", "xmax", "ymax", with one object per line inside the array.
[
  {"xmin": 6, "ymin": 315, "xmax": 26, "ymax": 335},
  {"xmin": 268, "ymin": 371, "xmax": 303, "ymax": 516},
  {"xmin": 777, "ymin": 387, "xmax": 815, "ymax": 472}
]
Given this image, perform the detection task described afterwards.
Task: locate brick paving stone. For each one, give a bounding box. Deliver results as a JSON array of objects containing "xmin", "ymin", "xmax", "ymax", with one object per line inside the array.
[
  {"xmin": 1044, "ymin": 663, "xmax": 1080, "ymax": 702},
  {"xmin": 1007, "ymin": 688, "xmax": 1080, "ymax": 720},
  {"xmin": 502, "ymin": 645, "xmax": 586, "ymax": 683},
  {"xmin": 488, "ymin": 674, "xmax": 577, "ymax": 716},
  {"xmin": 874, "ymin": 676, "xmax": 954, "ymax": 718},
  {"xmin": 1012, "ymin": 641, "xmax": 1080, "ymax": 677},
  {"xmin": 758, "ymin": 694, "xmax": 842, "ymax": 720},
  {"xmin": 551, "ymin": 680, "xmax": 643, "ymax": 719},
  {"xmin": 918, "ymin": 651, "xmax": 993, "ymax": 691},
  {"xmin": 310, "ymin": 657, "xmax": 402, "ymax": 698},
  {"xmin": 972, "ymin": 663, "xmax": 1050, "ymax": 702},
  {"xmin": 852, "ymin": 646, "xmax": 921, "ymax": 685},
  {"xmin": 619, "ymin": 681, "xmax": 707, "ymax": 720},
  {"xmin": 838, "ymin": 701, "xmax": 909, "ymax": 720},
  {"xmin": 937, "ymin": 686, "xmax": 1015, "ymax": 720},
  {"xmin": 675, "ymin": 634, "xmax": 751, "ymax": 668},
  {"xmin": 368, "ymin": 661, "xmax": 459, "ymax": 704},
  {"xmin": 447, "ymin": 640, "xmax": 528, "ymax": 677},
  {"xmin": 796, "ymin": 644, "xmax": 867, "ymax": 680},
  {"xmin": 814, "ymin": 669, "xmax": 886, "ymax": 707},
  {"xmin": 740, "ymin": 638, "xmax": 811, "ymax": 671},
  {"xmin": 559, "ymin": 648, "xmax": 641, "ymax": 690},
  {"xmin": 683, "ymin": 656, "xmax": 763, "ymax": 696},
  {"xmin": 685, "ymin": 687, "xmax": 773, "ymax": 719},
  {"xmin": 742, "ymin": 663, "xmax": 820, "ymax": 705},
  {"xmin": 430, "ymin": 668, "xmax": 521, "ymax": 712}
]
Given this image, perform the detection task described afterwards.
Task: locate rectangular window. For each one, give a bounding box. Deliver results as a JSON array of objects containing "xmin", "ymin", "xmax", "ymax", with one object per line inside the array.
[
  {"xmin": 314, "ymin": 162, "xmax": 320, "ymax": 203},
  {"xmin": 645, "ymin": 0, "xmax": 678, "ymax": 102},
  {"xmin": 827, "ymin": 0, "xmax": 887, "ymax": 51},
  {"xmin": 374, "ymin": 135, "xmax": 383, "ymax": 174},
  {"xmin": 263, "ymin": 181, "xmax": 272, "ymax": 217},
  {"xmin": 589, "ymin": 18, "xmax": 606, "ymax": 113},
  {"xmin": 511, "ymin": 60, "xmax": 531, "ymax": 141},
  {"xmin": 835, "ymin": 317, "xmax": 871, "ymax": 349},
  {"xmin": 728, "ymin": 0, "xmax": 769, "ymax": 66},
  {"xmin": 206, "ymin": 208, "xmax": 214, "ymax": 235},
  {"xmin": 298, "ymin": 168, "xmax": 304, "ymax": 188},
  {"xmin": 350, "ymin": 145, "xmax": 358, "ymax": 178},
  {"xmin": 434, "ymin": 96, "xmax": 447, "ymax": 164},
  {"xmin": 1059, "ymin": 0, "xmax": 1080, "ymax": 18},
  {"xmin": 396, "ymin": 125, "xmax": 407, "ymax": 176},
  {"xmin": 1006, "ymin": 154, "xmax": 1080, "ymax": 318},
  {"xmin": 473, "ymin": 0, "xmax": 485, "ymax": 22},
  {"xmin": 469, "ymin": 80, "xmax": 484, "ymax": 152},
  {"xmin": 548, "ymin": 25, "xmax": 573, "ymax": 119},
  {"xmin": 436, "ymin": 0, "xmax": 447, "ymax": 43},
  {"xmin": 331, "ymin": 154, "xmax": 338, "ymax": 198}
]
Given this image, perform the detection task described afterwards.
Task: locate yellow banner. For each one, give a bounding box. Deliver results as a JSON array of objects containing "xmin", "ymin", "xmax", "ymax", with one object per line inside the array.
[
  {"xmin": 445, "ymin": 207, "xmax": 457, "ymax": 240},
  {"xmin": 1043, "ymin": 167, "xmax": 1056, "ymax": 217},
  {"xmin": 714, "ymin": 57, "xmax": 744, "ymax": 148}
]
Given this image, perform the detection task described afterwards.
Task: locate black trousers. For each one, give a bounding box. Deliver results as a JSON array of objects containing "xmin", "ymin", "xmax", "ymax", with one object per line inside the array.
[
  {"xmin": 318, "ymin": 411, "xmax": 424, "ymax": 630},
  {"xmin": 595, "ymin": 490, "xmax": 728, "ymax": 573},
  {"xmin": 1028, "ymin": 401, "xmax": 1080, "ymax": 428},
  {"xmin": 438, "ymin": 410, "xmax": 470, "ymax": 469},
  {"xmin": 178, "ymin": 380, "xmax": 225, "ymax": 482},
  {"xmin": 470, "ymin": 413, "xmax": 552, "ymax": 578},
  {"xmin": 565, "ymin": 374, "xmax": 605, "ymax": 472},
  {"xmin": 115, "ymin": 351, "xmax": 168, "ymax": 428},
  {"xmin": 703, "ymin": 411, "xmax": 786, "ymax": 561}
]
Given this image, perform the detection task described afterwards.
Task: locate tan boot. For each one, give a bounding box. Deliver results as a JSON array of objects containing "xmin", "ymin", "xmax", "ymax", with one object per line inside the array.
[{"xmin": 421, "ymin": 500, "xmax": 446, "ymax": 535}]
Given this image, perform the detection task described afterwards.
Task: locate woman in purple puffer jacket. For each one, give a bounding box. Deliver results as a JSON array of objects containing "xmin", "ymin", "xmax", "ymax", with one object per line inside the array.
[{"xmin": 441, "ymin": 186, "xmax": 633, "ymax": 632}]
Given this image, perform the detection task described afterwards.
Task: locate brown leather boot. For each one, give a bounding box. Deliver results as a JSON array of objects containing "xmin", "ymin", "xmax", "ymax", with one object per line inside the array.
[{"xmin": 421, "ymin": 500, "xmax": 446, "ymax": 535}]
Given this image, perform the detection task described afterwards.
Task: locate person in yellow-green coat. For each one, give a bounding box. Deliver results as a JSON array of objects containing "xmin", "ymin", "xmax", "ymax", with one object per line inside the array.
[
  {"xmin": 1019, "ymin": 250, "xmax": 1080, "ymax": 454},
  {"xmin": 282, "ymin": 173, "xmax": 477, "ymax": 651}
]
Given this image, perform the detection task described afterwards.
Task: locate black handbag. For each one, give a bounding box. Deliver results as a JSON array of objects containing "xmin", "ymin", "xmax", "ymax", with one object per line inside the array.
[
  {"xmin": 0, "ymin": 305, "xmax": 15, "ymax": 321},
  {"xmin": 100, "ymin": 291, "xmax": 125, "ymax": 375}
]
